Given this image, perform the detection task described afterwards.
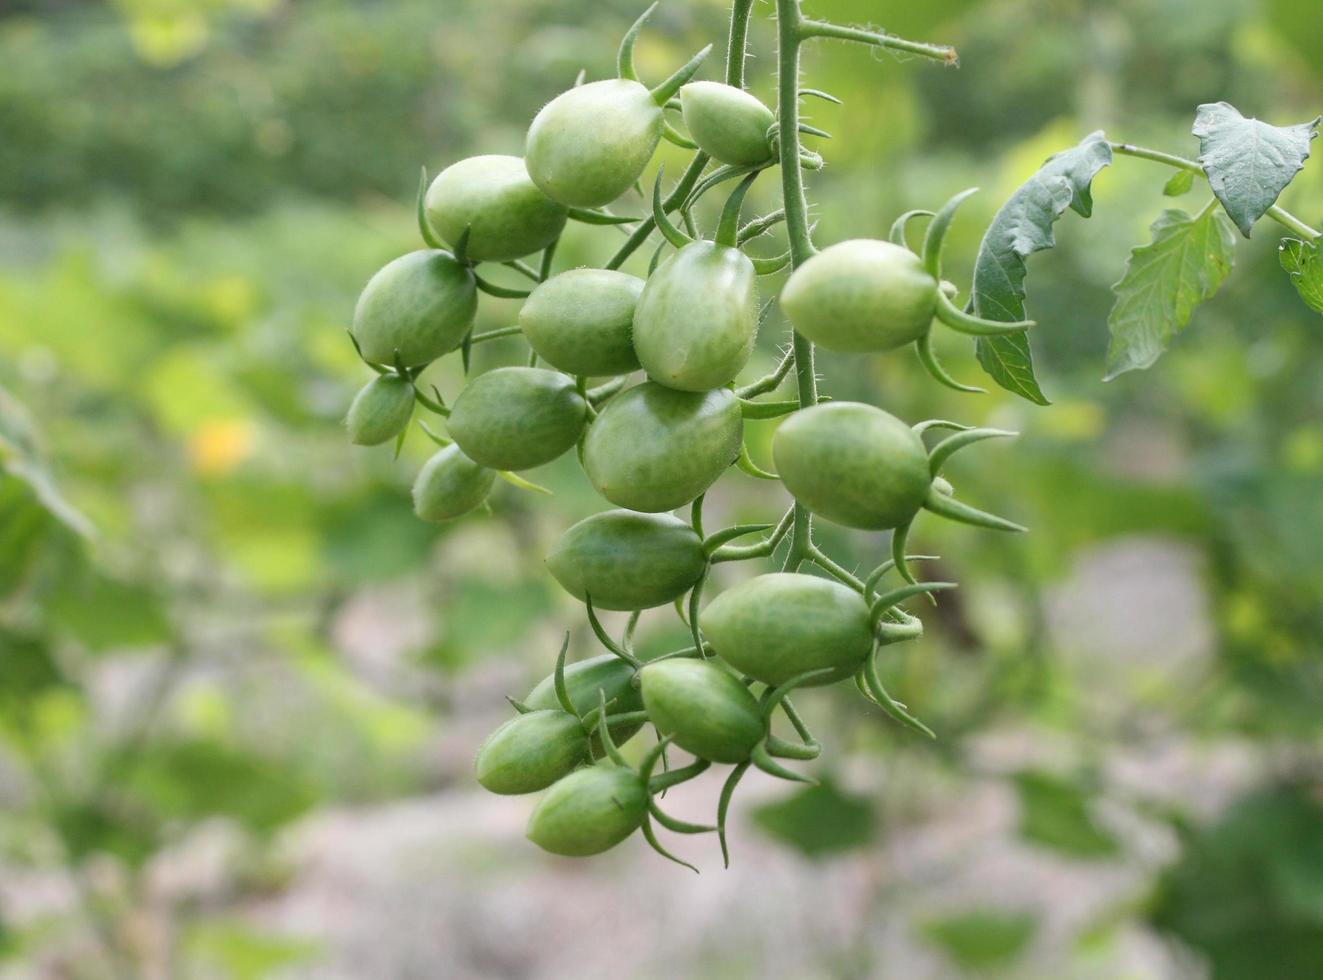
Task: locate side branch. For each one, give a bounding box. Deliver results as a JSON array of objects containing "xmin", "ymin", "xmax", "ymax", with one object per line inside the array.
[{"xmin": 799, "ymin": 20, "xmax": 958, "ymax": 65}]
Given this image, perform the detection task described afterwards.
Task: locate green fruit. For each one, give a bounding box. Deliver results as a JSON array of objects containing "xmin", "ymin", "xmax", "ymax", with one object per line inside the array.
[
  {"xmin": 582, "ymin": 383, "xmax": 743, "ymax": 513},
  {"xmin": 411, "ymin": 444, "xmax": 495, "ymax": 522},
  {"xmin": 633, "ymin": 241, "xmax": 758, "ymax": 392},
  {"xmin": 346, "ymin": 375, "xmax": 414, "ymax": 446},
  {"xmin": 425, "ymin": 154, "xmax": 567, "ymax": 262},
  {"xmin": 640, "ymin": 659, "xmax": 764, "ymax": 763},
  {"xmin": 679, "ymin": 81, "xmax": 775, "ymax": 167},
  {"xmin": 352, "ymin": 250, "xmax": 477, "ymax": 367},
  {"xmin": 772, "ymin": 402, "xmax": 930, "ymax": 530},
  {"xmin": 701, "ymin": 573, "xmax": 873, "ymax": 687},
  {"xmin": 527, "ymin": 764, "xmax": 647, "ymax": 856},
  {"xmin": 524, "ymin": 653, "xmax": 645, "ymax": 756},
  {"xmin": 546, "ymin": 510, "xmax": 706, "ymax": 611},
  {"xmin": 448, "ymin": 367, "xmax": 587, "ymax": 471},
  {"xmin": 474, "ymin": 710, "xmax": 589, "ymax": 795},
  {"xmin": 780, "ymin": 239, "xmax": 939, "ymax": 353},
  {"xmin": 525, "ymin": 79, "xmax": 663, "ymax": 208},
  {"xmin": 519, "ymin": 269, "xmax": 644, "ymax": 376}
]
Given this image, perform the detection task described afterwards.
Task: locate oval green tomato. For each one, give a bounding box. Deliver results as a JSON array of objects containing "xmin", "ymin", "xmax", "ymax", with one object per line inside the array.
[
  {"xmin": 447, "ymin": 367, "xmax": 587, "ymax": 471},
  {"xmin": 411, "ymin": 444, "xmax": 495, "ymax": 523},
  {"xmin": 640, "ymin": 659, "xmax": 764, "ymax": 763},
  {"xmin": 525, "ymin": 79, "xmax": 663, "ymax": 208},
  {"xmin": 352, "ymin": 250, "xmax": 477, "ymax": 367},
  {"xmin": 519, "ymin": 269, "xmax": 643, "ymax": 376},
  {"xmin": 474, "ymin": 710, "xmax": 589, "ymax": 795},
  {"xmin": 772, "ymin": 402, "xmax": 930, "ymax": 530},
  {"xmin": 701, "ymin": 573, "xmax": 873, "ymax": 687},
  {"xmin": 527, "ymin": 764, "xmax": 647, "ymax": 856},
  {"xmin": 346, "ymin": 374, "xmax": 414, "ymax": 446},
  {"xmin": 679, "ymin": 81, "xmax": 775, "ymax": 167},
  {"xmin": 780, "ymin": 239, "xmax": 939, "ymax": 353},
  {"xmin": 546, "ymin": 510, "xmax": 706, "ymax": 611},
  {"xmin": 425, "ymin": 154, "xmax": 567, "ymax": 263},
  {"xmin": 633, "ymin": 242, "xmax": 758, "ymax": 392},
  {"xmin": 583, "ymin": 383, "xmax": 743, "ymax": 513},
  {"xmin": 524, "ymin": 653, "xmax": 645, "ymax": 756}
]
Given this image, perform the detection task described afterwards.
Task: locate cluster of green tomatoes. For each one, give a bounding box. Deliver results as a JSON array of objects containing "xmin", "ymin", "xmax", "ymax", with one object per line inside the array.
[{"xmin": 344, "ymin": 5, "xmax": 1029, "ymax": 868}]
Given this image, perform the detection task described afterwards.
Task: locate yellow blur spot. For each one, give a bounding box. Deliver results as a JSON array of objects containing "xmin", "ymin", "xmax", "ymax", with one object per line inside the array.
[{"xmin": 188, "ymin": 419, "xmax": 254, "ymax": 475}]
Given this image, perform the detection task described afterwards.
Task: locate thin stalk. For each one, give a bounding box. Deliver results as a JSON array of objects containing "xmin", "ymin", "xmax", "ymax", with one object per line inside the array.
[{"xmin": 799, "ymin": 19, "xmax": 959, "ymax": 65}]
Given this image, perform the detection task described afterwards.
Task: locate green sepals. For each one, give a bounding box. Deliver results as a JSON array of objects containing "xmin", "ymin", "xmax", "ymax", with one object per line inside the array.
[
  {"xmin": 416, "ymin": 167, "xmax": 445, "ymax": 249},
  {"xmin": 927, "ymin": 427, "xmax": 1017, "ymax": 478},
  {"xmin": 935, "ymin": 288, "xmax": 1035, "ymax": 336},
  {"xmin": 922, "ymin": 187, "xmax": 978, "ymax": 280},
  {"xmin": 716, "ymin": 171, "xmax": 761, "ymax": 249},
  {"xmin": 916, "ymin": 331, "xmax": 985, "ymax": 393},
  {"xmin": 552, "ymin": 633, "xmax": 575, "ymax": 716},
  {"xmin": 662, "ymin": 118, "xmax": 699, "ymax": 150},
  {"xmin": 890, "ymin": 208, "xmax": 933, "ymax": 249},
  {"xmin": 617, "ymin": 1, "xmax": 658, "ymax": 81},
  {"xmin": 751, "ymin": 742, "xmax": 816, "ymax": 784},
  {"xmin": 739, "ymin": 398, "xmax": 800, "ymax": 420},
  {"xmin": 922, "ymin": 484, "xmax": 1027, "ymax": 533},
  {"xmin": 799, "ymin": 87, "xmax": 842, "ymax": 104},
  {"xmin": 652, "ymin": 169, "xmax": 695, "ymax": 250},
  {"xmin": 748, "ymin": 248, "xmax": 792, "ymax": 276},
  {"xmin": 472, "ymin": 273, "xmax": 531, "ymax": 299},
  {"xmin": 566, "ymin": 207, "xmax": 641, "ymax": 226},
  {"xmin": 860, "ymin": 649, "xmax": 935, "ymax": 739},
  {"xmin": 869, "ymin": 582, "xmax": 956, "ymax": 626},
  {"xmin": 585, "ymin": 595, "xmax": 643, "ymax": 669},
  {"xmin": 649, "ymin": 44, "xmax": 714, "ymax": 106},
  {"xmin": 735, "ymin": 443, "xmax": 778, "ymax": 480}
]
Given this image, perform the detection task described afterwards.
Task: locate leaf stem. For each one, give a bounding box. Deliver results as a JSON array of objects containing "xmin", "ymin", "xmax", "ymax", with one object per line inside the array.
[{"xmin": 799, "ymin": 19, "xmax": 959, "ymax": 65}]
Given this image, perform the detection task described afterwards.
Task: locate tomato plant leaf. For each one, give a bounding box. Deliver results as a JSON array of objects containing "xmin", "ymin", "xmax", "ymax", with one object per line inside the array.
[
  {"xmin": 1279, "ymin": 237, "xmax": 1323, "ymax": 314},
  {"xmin": 972, "ymin": 130, "xmax": 1113, "ymax": 405},
  {"xmin": 1163, "ymin": 169, "xmax": 1195, "ymax": 197},
  {"xmin": 1193, "ymin": 102, "xmax": 1319, "ymax": 238},
  {"xmin": 1104, "ymin": 206, "xmax": 1237, "ymax": 380}
]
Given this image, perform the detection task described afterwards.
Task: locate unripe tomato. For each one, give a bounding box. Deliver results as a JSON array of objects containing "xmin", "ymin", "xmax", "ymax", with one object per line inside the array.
[
  {"xmin": 679, "ymin": 81, "xmax": 775, "ymax": 167},
  {"xmin": 448, "ymin": 367, "xmax": 587, "ymax": 471},
  {"xmin": 346, "ymin": 375, "xmax": 414, "ymax": 446},
  {"xmin": 772, "ymin": 402, "xmax": 929, "ymax": 530},
  {"xmin": 425, "ymin": 155, "xmax": 568, "ymax": 263},
  {"xmin": 780, "ymin": 240, "xmax": 939, "ymax": 352},
  {"xmin": 524, "ymin": 652, "xmax": 645, "ymax": 756},
  {"xmin": 519, "ymin": 269, "xmax": 643, "ymax": 377},
  {"xmin": 546, "ymin": 510, "xmax": 706, "ymax": 610},
  {"xmin": 639, "ymin": 659, "xmax": 764, "ymax": 763},
  {"xmin": 526, "ymin": 764, "xmax": 647, "ymax": 856},
  {"xmin": 474, "ymin": 709, "xmax": 589, "ymax": 795},
  {"xmin": 701, "ymin": 573, "xmax": 873, "ymax": 686},
  {"xmin": 352, "ymin": 250, "xmax": 477, "ymax": 367},
  {"xmin": 633, "ymin": 242, "xmax": 758, "ymax": 392},
  {"xmin": 411, "ymin": 444, "xmax": 495, "ymax": 523},
  {"xmin": 525, "ymin": 79, "xmax": 663, "ymax": 208},
  {"xmin": 582, "ymin": 382, "xmax": 743, "ymax": 512}
]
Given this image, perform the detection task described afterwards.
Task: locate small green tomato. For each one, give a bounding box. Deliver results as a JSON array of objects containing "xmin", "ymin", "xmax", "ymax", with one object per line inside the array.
[
  {"xmin": 639, "ymin": 659, "xmax": 764, "ymax": 764},
  {"xmin": 346, "ymin": 375, "xmax": 414, "ymax": 446},
  {"xmin": 425, "ymin": 155, "xmax": 567, "ymax": 263},
  {"xmin": 524, "ymin": 653, "xmax": 645, "ymax": 756},
  {"xmin": 411, "ymin": 444, "xmax": 495, "ymax": 523},
  {"xmin": 447, "ymin": 367, "xmax": 587, "ymax": 471},
  {"xmin": 772, "ymin": 402, "xmax": 930, "ymax": 530},
  {"xmin": 526, "ymin": 764, "xmax": 647, "ymax": 856},
  {"xmin": 679, "ymin": 81, "xmax": 775, "ymax": 167},
  {"xmin": 474, "ymin": 709, "xmax": 590, "ymax": 795},
  {"xmin": 352, "ymin": 250, "xmax": 477, "ymax": 367},
  {"xmin": 519, "ymin": 269, "xmax": 644, "ymax": 377}
]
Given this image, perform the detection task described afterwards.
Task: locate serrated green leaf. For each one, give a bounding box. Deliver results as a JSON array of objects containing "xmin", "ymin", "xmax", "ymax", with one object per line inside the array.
[
  {"xmin": 1193, "ymin": 102, "xmax": 1319, "ymax": 238},
  {"xmin": 1163, "ymin": 170, "xmax": 1195, "ymax": 196},
  {"xmin": 1104, "ymin": 206, "xmax": 1237, "ymax": 379},
  {"xmin": 1279, "ymin": 237, "xmax": 1323, "ymax": 314},
  {"xmin": 972, "ymin": 131, "xmax": 1113, "ymax": 405}
]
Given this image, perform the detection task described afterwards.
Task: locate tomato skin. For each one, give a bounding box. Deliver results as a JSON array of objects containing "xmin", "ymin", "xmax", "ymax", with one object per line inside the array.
[
  {"xmin": 773, "ymin": 402, "xmax": 930, "ymax": 530},
  {"xmin": 474, "ymin": 710, "xmax": 589, "ymax": 795},
  {"xmin": 633, "ymin": 242, "xmax": 759, "ymax": 392},
  {"xmin": 519, "ymin": 269, "xmax": 643, "ymax": 377},
  {"xmin": 346, "ymin": 375, "xmax": 414, "ymax": 446},
  {"xmin": 425, "ymin": 155, "xmax": 567, "ymax": 262},
  {"xmin": 582, "ymin": 382, "xmax": 743, "ymax": 513},
  {"xmin": 526, "ymin": 764, "xmax": 647, "ymax": 856},
  {"xmin": 546, "ymin": 510, "xmax": 706, "ymax": 610},
  {"xmin": 524, "ymin": 653, "xmax": 645, "ymax": 756},
  {"xmin": 780, "ymin": 240, "xmax": 938, "ymax": 353},
  {"xmin": 447, "ymin": 367, "xmax": 587, "ymax": 471},
  {"xmin": 352, "ymin": 250, "xmax": 477, "ymax": 367},
  {"xmin": 525, "ymin": 79, "xmax": 663, "ymax": 208},
  {"xmin": 411, "ymin": 444, "xmax": 495, "ymax": 523},
  {"xmin": 679, "ymin": 81, "xmax": 775, "ymax": 167},
  {"xmin": 639, "ymin": 659, "xmax": 764, "ymax": 763},
  {"xmin": 701, "ymin": 573, "xmax": 873, "ymax": 687}
]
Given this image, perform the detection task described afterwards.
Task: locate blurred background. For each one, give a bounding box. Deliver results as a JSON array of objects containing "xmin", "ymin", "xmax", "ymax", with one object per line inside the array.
[{"xmin": 2, "ymin": 0, "xmax": 1322, "ymax": 977}]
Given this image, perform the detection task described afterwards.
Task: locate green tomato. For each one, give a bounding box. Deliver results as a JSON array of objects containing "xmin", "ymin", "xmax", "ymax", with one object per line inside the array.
[
  {"xmin": 425, "ymin": 154, "xmax": 567, "ymax": 263},
  {"xmin": 780, "ymin": 239, "xmax": 939, "ymax": 353},
  {"xmin": 525, "ymin": 79, "xmax": 663, "ymax": 208},
  {"xmin": 447, "ymin": 367, "xmax": 587, "ymax": 471},
  {"xmin": 526, "ymin": 764, "xmax": 647, "ymax": 856},
  {"xmin": 546, "ymin": 510, "xmax": 706, "ymax": 611},
  {"xmin": 633, "ymin": 242, "xmax": 759, "ymax": 392},
  {"xmin": 524, "ymin": 653, "xmax": 645, "ymax": 757},
  {"xmin": 519, "ymin": 269, "xmax": 643, "ymax": 377},
  {"xmin": 582, "ymin": 382, "xmax": 743, "ymax": 513},
  {"xmin": 474, "ymin": 709, "xmax": 589, "ymax": 795},
  {"xmin": 639, "ymin": 659, "xmax": 764, "ymax": 763},
  {"xmin": 772, "ymin": 402, "xmax": 930, "ymax": 530},
  {"xmin": 701, "ymin": 573, "xmax": 873, "ymax": 687},
  {"xmin": 346, "ymin": 375, "xmax": 414, "ymax": 446},
  {"xmin": 679, "ymin": 81, "xmax": 775, "ymax": 167},
  {"xmin": 352, "ymin": 250, "xmax": 477, "ymax": 367},
  {"xmin": 411, "ymin": 444, "xmax": 495, "ymax": 523}
]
